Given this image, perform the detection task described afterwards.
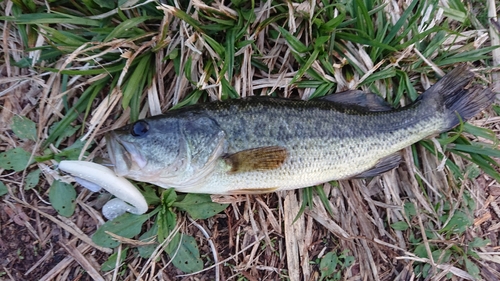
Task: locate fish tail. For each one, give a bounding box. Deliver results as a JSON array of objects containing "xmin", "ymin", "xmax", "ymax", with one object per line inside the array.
[{"xmin": 420, "ymin": 64, "xmax": 495, "ymax": 131}]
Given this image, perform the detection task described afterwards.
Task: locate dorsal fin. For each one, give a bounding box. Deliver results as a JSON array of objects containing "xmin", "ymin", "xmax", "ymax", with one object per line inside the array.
[
  {"xmin": 321, "ymin": 90, "xmax": 393, "ymax": 111},
  {"xmin": 224, "ymin": 146, "xmax": 288, "ymax": 173}
]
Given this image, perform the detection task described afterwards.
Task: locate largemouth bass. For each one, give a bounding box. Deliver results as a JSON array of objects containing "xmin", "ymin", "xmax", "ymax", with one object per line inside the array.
[{"xmin": 106, "ymin": 65, "xmax": 494, "ymax": 195}]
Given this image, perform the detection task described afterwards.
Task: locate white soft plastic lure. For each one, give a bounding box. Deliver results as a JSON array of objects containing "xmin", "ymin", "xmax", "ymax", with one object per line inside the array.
[{"xmin": 59, "ymin": 160, "xmax": 148, "ymax": 220}]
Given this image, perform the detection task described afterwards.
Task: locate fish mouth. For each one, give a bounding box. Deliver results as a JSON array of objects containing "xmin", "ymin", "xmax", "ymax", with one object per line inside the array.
[{"xmin": 105, "ymin": 131, "xmax": 148, "ymax": 177}]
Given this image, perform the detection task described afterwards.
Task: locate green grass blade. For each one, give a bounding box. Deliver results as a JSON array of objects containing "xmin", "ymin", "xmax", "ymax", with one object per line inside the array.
[
  {"xmin": 441, "ymin": 7, "xmax": 467, "ymax": 23},
  {"xmin": 43, "ymin": 78, "xmax": 109, "ymax": 147},
  {"xmin": 43, "ymin": 62, "xmax": 126, "ymax": 75},
  {"xmin": 167, "ymin": 6, "xmax": 205, "ymax": 33},
  {"xmin": 395, "ymin": 26, "xmax": 443, "ymax": 50},
  {"xmin": 295, "ymin": 187, "xmax": 313, "ymax": 222},
  {"xmin": 291, "ymin": 48, "xmax": 320, "ymax": 84},
  {"xmin": 223, "ymin": 28, "xmax": 236, "ymax": 80},
  {"xmin": 39, "ymin": 26, "xmax": 87, "ymax": 46},
  {"xmin": 309, "ymin": 82, "xmax": 335, "ymax": 100},
  {"xmin": 449, "ymin": 143, "xmax": 500, "ymax": 159},
  {"xmin": 359, "ymin": 67, "xmax": 396, "ymax": 86},
  {"xmin": 6, "ymin": 12, "xmax": 101, "ymax": 26},
  {"xmin": 199, "ymin": 15, "xmax": 236, "ymax": 27},
  {"xmin": 121, "ymin": 54, "xmax": 154, "ymax": 115},
  {"xmin": 437, "ymin": 46, "xmax": 500, "ymax": 65},
  {"xmin": 171, "ymin": 90, "xmax": 204, "ymax": 110},
  {"xmin": 277, "ymin": 26, "xmax": 310, "ymax": 54},
  {"xmin": 104, "ymin": 16, "xmax": 155, "ymax": 42},
  {"xmin": 338, "ymin": 3, "xmax": 387, "ymax": 28},
  {"xmin": 295, "ymin": 80, "xmax": 326, "ymax": 89},
  {"xmin": 352, "ymin": 0, "xmax": 374, "ymax": 38},
  {"xmin": 255, "ymin": 14, "xmax": 288, "ymax": 34},
  {"xmin": 382, "ymin": 0, "xmax": 419, "ymax": 45},
  {"xmin": 451, "ymin": 151, "xmax": 500, "ymax": 182},
  {"xmin": 221, "ymin": 77, "xmax": 239, "ymax": 99},
  {"xmin": 313, "ymin": 4, "xmax": 346, "ymax": 33},
  {"xmin": 202, "ymin": 34, "xmax": 225, "ymax": 56},
  {"xmin": 421, "ymin": 140, "xmax": 463, "ymax": 180},
  {"xmin": 314, "ymin": 185, "xmax": 335, "ymax": 218},
  {"xmin": 463, "ymin": 123, "xmax": 498, "ymax": 143}
]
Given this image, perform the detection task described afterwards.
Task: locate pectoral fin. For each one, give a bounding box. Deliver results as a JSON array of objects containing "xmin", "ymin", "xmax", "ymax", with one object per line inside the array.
[
  {"xmin": 321, "ymin": 90, "xmax": 393, "ymax": 111},
  {"xmin": 353, "ymin": 153, "xmax": 402, "ymax": 178},
  {"xmin": 224, "ymin": 146, "xmax": 288, "ymax": 173}
]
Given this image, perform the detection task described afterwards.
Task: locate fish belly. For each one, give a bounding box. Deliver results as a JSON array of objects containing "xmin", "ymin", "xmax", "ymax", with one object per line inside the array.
[{"xmin": 185, "ymin": 110, "xmax": 444, "ymax": 194}]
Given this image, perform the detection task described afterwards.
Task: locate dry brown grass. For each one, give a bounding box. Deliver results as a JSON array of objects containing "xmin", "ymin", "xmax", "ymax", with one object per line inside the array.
[{"xmin": 1, "ymin": 0, "xmax": 500, "ymax": 280}]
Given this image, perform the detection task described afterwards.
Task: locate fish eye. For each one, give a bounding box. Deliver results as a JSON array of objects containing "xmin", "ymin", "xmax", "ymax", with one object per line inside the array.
[{"xmin": 130, "ymin": 120, "xmax": 149, "ymax": 137}]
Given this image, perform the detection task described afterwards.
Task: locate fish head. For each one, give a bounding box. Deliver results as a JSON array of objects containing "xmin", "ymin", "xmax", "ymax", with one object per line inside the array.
[
  {"xmin": 106, "ymin": 113, "xmax": 226, "ymax": 188},
  {"xmin": 106, "ymin": 116, "xmax": 184, "ymax": 181}
]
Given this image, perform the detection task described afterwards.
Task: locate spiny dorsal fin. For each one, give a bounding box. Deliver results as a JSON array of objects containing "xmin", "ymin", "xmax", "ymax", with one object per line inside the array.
[
  {"xmin": 321, "ymin": 90, "xmax": 393, "ymax": 111},
  {"xmin": 224, "ymin": 146, "xmax": 288, "ymax": 173}
]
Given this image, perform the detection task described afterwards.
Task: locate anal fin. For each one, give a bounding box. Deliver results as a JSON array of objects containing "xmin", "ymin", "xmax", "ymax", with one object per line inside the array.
[
  {"xmin": 353, "ymin": 153, "xmax": 402, "ymax": 178},
  {"xmin": 224, "ymin": 146, "xmax": 288, "ymax": 173},
  {"xmin": 229, "ymin": 187, "xmax": 280, "ymax": 195}
]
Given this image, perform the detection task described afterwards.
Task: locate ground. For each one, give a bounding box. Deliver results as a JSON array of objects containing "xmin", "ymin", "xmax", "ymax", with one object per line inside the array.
[{"xmin": 1, "ymin": 0, "xmax": 500, "ymax": 280}]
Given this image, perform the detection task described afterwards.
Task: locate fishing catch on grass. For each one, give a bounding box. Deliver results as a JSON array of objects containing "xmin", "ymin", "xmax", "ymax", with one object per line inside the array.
[
  {"xmin": 59, "ymin": 65, "xmax": 494, "ymax": 218},
  {"xmin": 104, "ymin": 65, "xmax": 493, "ymax": 194}
]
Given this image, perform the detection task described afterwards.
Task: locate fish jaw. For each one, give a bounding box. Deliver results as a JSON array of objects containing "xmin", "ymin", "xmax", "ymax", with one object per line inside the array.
[{"xmin": 106, "ymin": 131, "xmax": 148, "ymax": 177}]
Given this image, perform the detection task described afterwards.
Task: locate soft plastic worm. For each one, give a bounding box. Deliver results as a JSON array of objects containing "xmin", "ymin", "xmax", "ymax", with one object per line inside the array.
[{"xmin": 59, "ymin": 160, "xmax": 148, "ymax": 219}]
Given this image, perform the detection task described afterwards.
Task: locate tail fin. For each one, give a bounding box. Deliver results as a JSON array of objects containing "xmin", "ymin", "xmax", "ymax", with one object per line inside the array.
[{"xmin": 420, "ymin": 64, "xmax": 495, "ymax": 131}]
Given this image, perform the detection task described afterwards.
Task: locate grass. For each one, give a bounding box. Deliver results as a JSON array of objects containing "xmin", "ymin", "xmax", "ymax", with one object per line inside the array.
[{"xmin": 1, "ymin": 0, "xmax": 500, "ymax": 280}]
